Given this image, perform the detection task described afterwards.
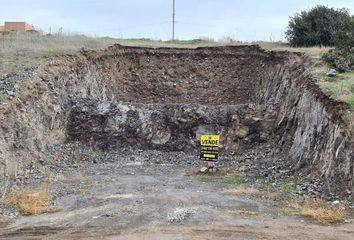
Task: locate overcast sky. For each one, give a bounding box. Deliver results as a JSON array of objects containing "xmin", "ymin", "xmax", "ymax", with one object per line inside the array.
[{"xmin": 1, "ymin": 0, "xmax": 354, "ymax": 41}]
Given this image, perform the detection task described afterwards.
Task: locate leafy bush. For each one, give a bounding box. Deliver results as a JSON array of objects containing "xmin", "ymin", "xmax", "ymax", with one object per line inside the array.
[
  {"xmin": 286, "ymin": 5, "xmax": 352, "ymax": 47},
  {"xmin": 321, "ymin": 16, "xmax": 354, "ymax": 72},
  {"xmin": 322, "ymin": 48, "xmax": 354, "ymax": 72}
]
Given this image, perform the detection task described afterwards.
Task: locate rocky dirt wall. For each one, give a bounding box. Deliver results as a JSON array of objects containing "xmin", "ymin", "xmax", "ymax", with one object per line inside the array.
[
  {"xmin": 0, "ymin": 44, "xmax": 352, "ymax": 196},
  {"xmin": 0, "ymin": 56, "xmax": 112, "ymax": 179},
  {"xmin": 256, "ymin": 58, "xmax": 353, "ymax": 194},
  {"xmin": 67, "ymin": 100, "xmax": 272, "ymax": 152},
  {"xmin": 270, "ymin": 68, "xmax": 353, "ymax": 194}
]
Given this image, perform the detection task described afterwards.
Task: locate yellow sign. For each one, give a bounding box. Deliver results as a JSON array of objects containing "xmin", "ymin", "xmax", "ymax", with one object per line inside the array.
[
  {"xmin": 200, "ymin": 135, "xmax": 220, "ymax": 146},
  {"xmin": 200, "ymin": 135, "xmax": 220, "ymax": 161}
]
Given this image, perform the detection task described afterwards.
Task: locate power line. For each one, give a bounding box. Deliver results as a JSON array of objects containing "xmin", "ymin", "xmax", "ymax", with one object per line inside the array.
[
  {"xmin": 84, "ymin": 21, "xmax": 171, "ymax": 33},
  {"xmin": 176, "ymin": 21, "xmax": 215, "ymax": 27}
]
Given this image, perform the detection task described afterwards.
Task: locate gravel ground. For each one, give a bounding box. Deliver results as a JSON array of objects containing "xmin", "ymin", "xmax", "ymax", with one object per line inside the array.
[{"xmin": 0, "ymin": 147, "xmax": 353, "ymax": 239}]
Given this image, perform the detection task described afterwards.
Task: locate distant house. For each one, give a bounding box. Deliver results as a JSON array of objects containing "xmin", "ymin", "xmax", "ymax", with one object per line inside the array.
[
  {"xmin": 4, "ymin": 22, "xmax": 35, "ymax": 33},
  {"xmin": 0, "ymin": 25, "xmax": 4, "ymax": 33}
]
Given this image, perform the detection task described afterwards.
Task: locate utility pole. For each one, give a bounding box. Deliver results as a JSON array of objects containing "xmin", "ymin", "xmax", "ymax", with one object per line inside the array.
[{"xmin": 172, "ymin": 0, "xmax": 176, "ymax": 41}]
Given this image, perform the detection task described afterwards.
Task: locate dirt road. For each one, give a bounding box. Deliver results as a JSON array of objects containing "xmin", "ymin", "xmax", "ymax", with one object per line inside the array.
[{"xmin": 0, "ymin": 150, "xmax": 353, "ymax": 239}]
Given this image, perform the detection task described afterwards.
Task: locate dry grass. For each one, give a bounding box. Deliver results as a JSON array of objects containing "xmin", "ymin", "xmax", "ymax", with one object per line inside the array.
[
  {"xmin": 223, "ymin": 187, "xmax": 260, "ymax": 196},
  {"xmin": 5, "ymin": 184, "xmax": 57, "ymax": 216},
  {"xmin": 0, "ymin": 33, "xmax": 327, "ymax": 77},
  {"xmin": 0, "ymin": 33, "xmax": 120, "ymax": 76},
  {"xmin": 143, "ymin": 186, "xmax": 153, "ymax": 193},
  {"xmin": 226, "ymin": 210, "xmax": 258, "ymax": 216},
  {"xmin": 292, "ymin": 198, "xmax": 347, "ymax": 224},
  {"xmin": 0, "ymin": 34, "xmax": 220, "ymax": 76}
]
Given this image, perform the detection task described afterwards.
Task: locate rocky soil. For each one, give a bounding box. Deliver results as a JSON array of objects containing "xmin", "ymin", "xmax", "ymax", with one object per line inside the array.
[
  {"xmin": 0, "ymin": 44, "xmax": 352, "ymax": 196},
  {"xmin": 0, "ymin": 44, "xmax": 353, "ymax": 238},
  {"xmin": 0, "ymin": 148, "xmax": 353, "ymax": 239}
]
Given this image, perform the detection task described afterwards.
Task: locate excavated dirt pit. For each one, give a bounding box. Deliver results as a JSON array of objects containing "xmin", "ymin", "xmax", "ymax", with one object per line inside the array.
[{"xmin": 0, "ymin": 45, "xmax": 353, "ymax": 239}]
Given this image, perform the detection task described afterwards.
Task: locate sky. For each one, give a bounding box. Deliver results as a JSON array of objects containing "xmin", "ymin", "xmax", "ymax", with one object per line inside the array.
[{"xmin": 1, "ymin": 0, "xmax": 354, "ymax": 41}]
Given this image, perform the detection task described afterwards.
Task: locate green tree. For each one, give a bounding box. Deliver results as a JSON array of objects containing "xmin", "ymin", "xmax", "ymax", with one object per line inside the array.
[
  {"xmin": 333, "ymin": 17, "xmax": 354, "ymax": 49},
  {"xmin": 286, "ymin": 5, "xmax": 352, "ymax": 47}
]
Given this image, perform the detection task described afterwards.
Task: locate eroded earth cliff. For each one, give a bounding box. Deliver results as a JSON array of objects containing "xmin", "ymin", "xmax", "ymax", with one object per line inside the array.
[{"xmin": 0, "ymin": 45, "xmax": 352, "ymax": 198}]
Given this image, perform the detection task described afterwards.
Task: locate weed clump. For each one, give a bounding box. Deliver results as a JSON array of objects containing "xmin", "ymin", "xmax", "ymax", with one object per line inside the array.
[
  {"xmin": 220, "ymin": 172, "xmax": 246, "ymax": 186},
  {"xmin": 226, "ymin": 210, "xmax": 258, "ymax": 216},
  {"xmin": 5, "ymin": 184, "xmax": 57, "ymax": 216},
  {"xmin": 292, "ymin": 198, "xmax": 347, "ymax": 224},
  {"xmin": 223, "ymin": 187, "xmax": 260, "ymax": 196}
]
